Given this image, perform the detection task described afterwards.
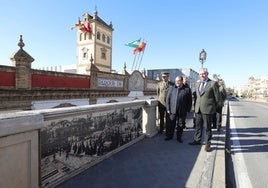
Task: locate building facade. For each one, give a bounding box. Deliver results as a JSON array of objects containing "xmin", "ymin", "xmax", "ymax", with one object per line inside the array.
[{"xmin": 147, "ymin": 68, "xmax": 199, "ymax": 91}]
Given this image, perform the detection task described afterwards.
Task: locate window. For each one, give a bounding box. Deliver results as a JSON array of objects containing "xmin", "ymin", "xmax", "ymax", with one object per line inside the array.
[
  {"xmin": 97, "ymin": 32, "xmax": 100, "ymax": 40},
  {"xmin": 100, "ymin": 47, "xmax": 107, "ymax": 60},
  {"xmin": 102, "ymin": 34, "xmax": 106, "ymax": 42},
  {"xmin": 82, "ymin": 47, "xmax": 89, "ymax": 60},
  {"xmin": 101, "ymin": 52, "xmax": 106, "ymax": 59},
  {"xmin": 83, "ymin": 52, "xmax": 88, "ymax": 59},
  {"xmin": 79, "ymin": 33, "xmax": 83, "ymax": 41},
  {"xmin": 107, "ymin": 36, "xmax": 110, "ymax": 44}
]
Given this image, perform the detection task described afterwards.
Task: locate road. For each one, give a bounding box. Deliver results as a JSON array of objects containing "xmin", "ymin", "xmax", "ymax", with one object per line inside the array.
[{"xmin": 226, "ymin": 98, "xmax": 268, "ymax": 188}]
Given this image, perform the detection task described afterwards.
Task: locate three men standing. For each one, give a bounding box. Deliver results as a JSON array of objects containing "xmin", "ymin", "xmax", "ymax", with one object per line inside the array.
[{"xmin": 157, "ymin": 72, "xmax": 174, "ymax": 134}]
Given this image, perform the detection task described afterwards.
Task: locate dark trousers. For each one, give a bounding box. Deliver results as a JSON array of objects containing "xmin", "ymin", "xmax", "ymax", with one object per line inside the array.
[
  {"xmin": 166, "ymin": 113, "xmax": 186, "ymax": 139},
  {"xmin": 158, "ymin": 103, "xmax": 169, "ymax": 132},
  {"xmin": 194, "ymin": 113, "xmax": 213, "ymax": 145},
  {"xmin": 212, "ymin": 107, "xmax": 223, "ymax": 128},
  {"xmin": 216, "ymin": 107, "xmax": 223, "ymax": 128}
]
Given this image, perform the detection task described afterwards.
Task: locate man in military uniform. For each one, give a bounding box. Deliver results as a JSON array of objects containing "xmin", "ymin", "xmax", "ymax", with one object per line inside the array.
[{"xmin": 157, "ymin": 72, "xmax": 174, "ymax": 134}]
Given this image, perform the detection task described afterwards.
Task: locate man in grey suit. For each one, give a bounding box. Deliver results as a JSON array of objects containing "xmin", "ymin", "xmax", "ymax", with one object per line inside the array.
[
  {"xmin": 165, "ymin": 76, "xmax": 192, "ymax": 142},
  {"xmin": 157, "ymin": 72, "xmax": 174, "ymax": 134},
  {"xmin": 189, "ymin": 68, "xmax": 222, "ymax": 152}
]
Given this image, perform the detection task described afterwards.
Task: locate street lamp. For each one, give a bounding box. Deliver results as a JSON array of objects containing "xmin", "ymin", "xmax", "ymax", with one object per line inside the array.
[{"xmin": 199, "ymin": 49, "xmax": 207, "ymax": 68}]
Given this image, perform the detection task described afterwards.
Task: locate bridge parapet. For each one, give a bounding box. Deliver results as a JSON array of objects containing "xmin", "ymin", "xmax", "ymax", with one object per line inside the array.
[{"xmin": 0, "ymin": 99, "xmax": 158, "ymax": 187}]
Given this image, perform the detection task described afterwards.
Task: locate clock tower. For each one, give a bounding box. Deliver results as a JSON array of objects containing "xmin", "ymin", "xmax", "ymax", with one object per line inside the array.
[{"xmin": 75, "ymin": 10, "xmax": 113, "ymax": 74}]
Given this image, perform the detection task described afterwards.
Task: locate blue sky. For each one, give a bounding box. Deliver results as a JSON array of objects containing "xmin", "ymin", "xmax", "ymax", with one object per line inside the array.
[{"xmin": 1, "ymin": 0, "xmax": 267, "ymax": 87}]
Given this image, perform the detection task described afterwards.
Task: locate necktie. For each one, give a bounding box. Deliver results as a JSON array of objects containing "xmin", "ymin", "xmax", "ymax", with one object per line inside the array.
[{"xmin": 199, "ymin": 82, "xmax": 205, "ymax": 94}]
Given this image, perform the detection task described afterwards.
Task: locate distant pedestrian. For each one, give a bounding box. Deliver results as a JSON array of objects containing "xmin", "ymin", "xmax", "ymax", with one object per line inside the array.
[
  {"xmin": 189, "ymin": 68, "xmax": 222, "ymax": 152},
  {"xmin": 157, "ymin": 72, "xmax": 174, "ymax": 134},
  {"xmin": 165, "ymin": 76, "xmax": 192, "ymax": 142}
]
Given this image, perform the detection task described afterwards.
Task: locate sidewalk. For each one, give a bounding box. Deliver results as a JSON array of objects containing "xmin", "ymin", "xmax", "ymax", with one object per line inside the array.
[{"xmin": 56, "ymin": 110, "xmax": 226, "ymax": 188}]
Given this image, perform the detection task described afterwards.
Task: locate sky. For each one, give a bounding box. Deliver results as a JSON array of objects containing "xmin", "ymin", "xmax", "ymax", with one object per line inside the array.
[{"xmin": 1, "ymin": 0, "xmax": 268, "ymax": 88}]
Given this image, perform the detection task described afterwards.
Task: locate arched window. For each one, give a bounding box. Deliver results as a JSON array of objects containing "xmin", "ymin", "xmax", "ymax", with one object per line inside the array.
[
  {"xmin": 97, "ymin": 32, "xmax": 100, "ymax": 40},
  {"xmin": 79, "ymin": 33, "xmax": 83, "ymax": 41},
  {"xmin": 102, "ymin": 34, "xmax": 106, "ymax": 42},
  {"xmin": 107, "ymin": 36, "xmax": 110, "ymax": 44},
  {"xmin": 84, "ymin": 33, "xmax": 87, "ymax": 40}
]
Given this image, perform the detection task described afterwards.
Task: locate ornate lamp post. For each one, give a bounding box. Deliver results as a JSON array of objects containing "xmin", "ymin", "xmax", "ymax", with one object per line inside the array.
[{"xmin": 199, "ymin": 49, "xmax": 207, "ymax": 68}]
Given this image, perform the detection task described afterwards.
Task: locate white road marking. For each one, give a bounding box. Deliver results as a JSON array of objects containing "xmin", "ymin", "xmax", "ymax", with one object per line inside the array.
[{"xmin": 230, "ymin": 106, "xmax": 253, "ymax": 188}]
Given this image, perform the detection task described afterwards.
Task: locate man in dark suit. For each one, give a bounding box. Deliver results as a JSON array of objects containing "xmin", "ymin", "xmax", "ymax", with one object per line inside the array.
[
  {"xmin": 157, "ymin": 72, "xmax": 174, "ymax": 134},
  {"xmin": 189, "ymin": 68, "xmax": 222, "ymax": 152},
  {"xmin": 165, "ymin": 76, "xmax": 192, "ymax": 142}
]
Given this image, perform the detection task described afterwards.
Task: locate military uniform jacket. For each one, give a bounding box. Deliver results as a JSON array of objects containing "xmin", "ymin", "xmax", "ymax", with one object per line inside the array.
[
  {"xmin": 195, "ymin": 78, "xmax": 223, "ymax": 114},
  {"xmin": 157, "ymin": 81, "xmax": 174, "ymax": 106}
]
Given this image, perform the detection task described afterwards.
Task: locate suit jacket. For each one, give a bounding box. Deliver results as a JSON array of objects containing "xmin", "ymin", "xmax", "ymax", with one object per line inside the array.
[
  {"xmin": 166, "ymin": 85, "xmax": 192, "ymax": 117},
  {"xmin": 157, "ymin": 81, "xmax": 174, "ymax": 106},
  {"xmin": 195, "ymin": 78, "xmax": 223, "ymax": 114}
]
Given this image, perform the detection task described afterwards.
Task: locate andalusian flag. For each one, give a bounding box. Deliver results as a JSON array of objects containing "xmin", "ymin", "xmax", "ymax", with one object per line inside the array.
[{"xmin": 125, "ymin": 38, "xmax": 141, "ymax": 48}]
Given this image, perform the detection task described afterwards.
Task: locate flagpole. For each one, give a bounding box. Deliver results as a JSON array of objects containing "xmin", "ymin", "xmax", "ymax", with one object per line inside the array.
[
  {"xmin": 135, "ymin": 52, "xmax": 141, "ymax": 70},
  {"xmin": 137, "ymin": 41, "xmax": 146, "ymax": 70},
  {"xmin": 131, "ymin": 53, "xmax": 137, "ymax": 71},
  {"xmin": 137, "ymin": 51, "xmax": 145, "ymax": 70}
]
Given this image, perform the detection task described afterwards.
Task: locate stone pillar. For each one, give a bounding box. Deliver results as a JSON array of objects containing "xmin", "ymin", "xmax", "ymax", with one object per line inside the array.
[
  {"xmin": 0, "ymin": 112, "xmax": 43, "ymax": 188},
  {"xmin": 86, "ymin": 54, "xmax": 99, "ymax": 89},
  {"xmin": 121, "ymin": 63, "xmax": 130, "ymax": 91},
  {"xmin": 142, "ymin": 99, "xmax": 158, "ymax": 137},
  {"xmin": 10, "ymin": 35, "xmax": 34, "ymax": 89}
]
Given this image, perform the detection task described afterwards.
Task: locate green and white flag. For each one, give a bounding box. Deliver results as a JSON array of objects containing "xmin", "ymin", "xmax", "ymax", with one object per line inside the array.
[{"xmin": 125, "ymin": 38, "xmax": 141, "ymax": 48}]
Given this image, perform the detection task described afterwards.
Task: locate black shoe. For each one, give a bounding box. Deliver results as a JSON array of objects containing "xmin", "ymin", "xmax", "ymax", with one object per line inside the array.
[
  {"xmin": 165, "ymin": 137, "xmax": 172, "ymax": 141},
  {"xmin": 188, "ymin": 140, "xmax": 201, "ymax": 145},
  {"xmin": 177, "ymin": 138, "xmax": 183, "ymax": 143}
]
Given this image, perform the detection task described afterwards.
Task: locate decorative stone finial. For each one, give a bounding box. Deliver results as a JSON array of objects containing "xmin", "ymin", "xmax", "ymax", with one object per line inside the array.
[
  {"xmin": 124, "ymin": 62, "xmax": 126, "ymax": 71},
  {"xmin": 18, "ymin": 35, "xmax": 25, "ymax": 49},
  {"xmin": 94, "ymin": 8, "xmax": 98, "ymax": 19}
]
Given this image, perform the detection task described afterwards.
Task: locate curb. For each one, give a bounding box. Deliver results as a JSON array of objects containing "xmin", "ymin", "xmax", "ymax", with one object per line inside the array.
[{"xmin": 186, "ymin": 103, "xmax": 227, "ymax": 188}]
